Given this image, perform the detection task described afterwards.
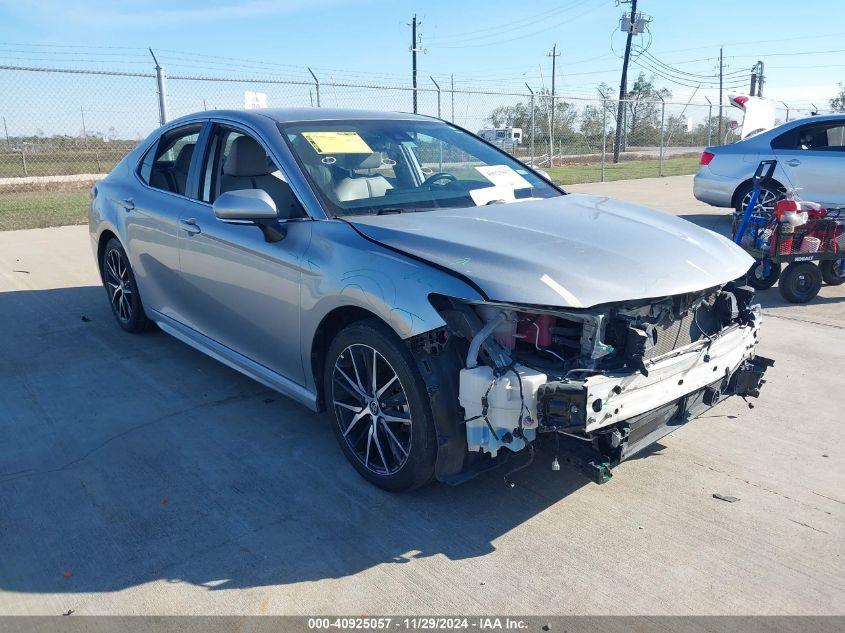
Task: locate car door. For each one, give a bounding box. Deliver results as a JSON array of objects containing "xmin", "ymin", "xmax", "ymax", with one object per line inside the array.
[
  {"xmin": 176, "ymin": 122, "xmax": 312, "ymax": 385},
  {"xmin": 127, "ymin": 123, "xmax": 202, "ymax": 321},
  {"xmin": 772, "ymin": 119, "xmax": 845, "ymax": 205}
]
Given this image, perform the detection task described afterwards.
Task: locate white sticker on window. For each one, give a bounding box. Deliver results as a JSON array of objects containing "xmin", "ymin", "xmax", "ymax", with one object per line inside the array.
[
  {"xmin": 475, "ymin": 164, "xmax": 532, "ymax": 190},
  {"xmin": 469, "ymin": 185, "xmax": 517, "ymax": 206}
]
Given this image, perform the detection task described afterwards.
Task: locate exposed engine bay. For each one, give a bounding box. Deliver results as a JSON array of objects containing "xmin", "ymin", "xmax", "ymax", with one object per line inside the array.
[{"xmin": 424, "ymin": 282, "xmax": 772, "ymax": 483}]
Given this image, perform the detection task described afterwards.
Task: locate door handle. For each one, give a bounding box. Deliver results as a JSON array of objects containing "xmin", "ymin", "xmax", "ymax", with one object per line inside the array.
[
  {"xmin": 121, "ymin": 197, "xmax": 135, "ymax": 211},
  {"xmin": 786, "ymin": 159, "xmax": 801, "ymax": 167},
  {"xmin": 179, "ymin": 218, "xmax": 201, "ymax": 235}
]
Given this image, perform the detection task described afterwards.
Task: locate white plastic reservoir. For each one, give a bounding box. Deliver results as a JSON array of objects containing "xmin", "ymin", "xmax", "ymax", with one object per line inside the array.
[{"xmin": 459, "ymin": 363, "xmax": 547, "ymax": 457}]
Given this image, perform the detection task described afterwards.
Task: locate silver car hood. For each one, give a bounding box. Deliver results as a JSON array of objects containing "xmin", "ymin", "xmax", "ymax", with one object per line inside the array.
[{"xmin": 348, "ymin": 194, "xmax": 753, "ymax": 309}]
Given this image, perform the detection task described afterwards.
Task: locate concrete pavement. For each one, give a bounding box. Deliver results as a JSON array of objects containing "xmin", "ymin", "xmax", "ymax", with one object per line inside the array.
[{"xmin": 1, "ymin": 175, "xmax": 843, "ymax": 615}]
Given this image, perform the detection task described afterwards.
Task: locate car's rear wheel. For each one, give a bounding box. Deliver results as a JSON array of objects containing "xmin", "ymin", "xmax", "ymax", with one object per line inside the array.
[
  {"xmin": 101, "ymin": 238, "xmax": 150, "ymax": 333},
  {"xmin": 820, "ymin": 259, "xmax": 845, "ymax": 286},
  {"xmin": 324, "ymin": 320, "xmax": 437, "ymax": 492},
  {"xmin": 778, "ymin": 262, "xmax": 822, "ymax": 304},
  {"xmin": 735, "ymin": 181, "xmax": 781, "ymax": 216}
]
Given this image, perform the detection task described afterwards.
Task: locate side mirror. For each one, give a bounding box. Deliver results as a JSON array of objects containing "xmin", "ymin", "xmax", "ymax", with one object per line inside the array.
[
  {"xmin": 213, "ymin": 189, "xmax": 285, "ymax": 243},
  {"xmin": 535, "ymin": 169, "xmax": 551, "ymax": 181},
  {"xmin": 213, "ymin": 189, "xmax": 278, "ymax": 221}
]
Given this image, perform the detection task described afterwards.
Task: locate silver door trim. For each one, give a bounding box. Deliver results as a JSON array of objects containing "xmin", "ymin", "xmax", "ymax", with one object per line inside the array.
[{"xmin": 151, "ymin": 310, "xmax": 319, "ymax": 411}]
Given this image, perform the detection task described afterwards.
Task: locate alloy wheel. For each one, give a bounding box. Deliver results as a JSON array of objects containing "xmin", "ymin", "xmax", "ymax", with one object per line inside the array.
[
  {"xmin": 331, "ymin": 344, "xmax": 412, "ymax": 476},
  {"xmin": 104, "ymin": 248, "xmax": 133, "ymax": 323},
  {"xmin": 741, "ymin": 188, "xmax": 779, "ymax": 214}
]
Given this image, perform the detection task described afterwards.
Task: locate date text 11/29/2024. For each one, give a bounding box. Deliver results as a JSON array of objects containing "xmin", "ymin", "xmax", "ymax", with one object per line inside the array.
[{"xmin": 307, "ymin": 617, "xmax": 530, "ymax": 630}]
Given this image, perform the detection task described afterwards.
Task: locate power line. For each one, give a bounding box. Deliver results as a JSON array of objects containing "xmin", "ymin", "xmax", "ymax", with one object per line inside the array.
[
  {"xmin": 730, "ymin": 47, "xmax": 845, "ymax": 59},
  {"xmin": 431, "ymin": 0, "xmax": 608, "ymax": 49},
  {"xmin": 0, "ymin": 46, "xmax": 149, "ymax": 58},
  {"xmin": 644, "ymin": 32, "xmax": 845, "ymax": 56},
  {"xmin": 0, "ymin": 54, "xmax": 151, "ymax": 65},
  {"xmin": 425, "ymin": 0, "xmax": 589, "ymax": 42},
  {"xmin": 636, "ymin": 49, "xmax": 748, "ymax": 78},
  {"xmin": 632, "ymin": 56, "xmax": 748, "ymax": 88},
  {"xmin": 0, "ymin": 42, "xmax": 146, "ymax": 50}
]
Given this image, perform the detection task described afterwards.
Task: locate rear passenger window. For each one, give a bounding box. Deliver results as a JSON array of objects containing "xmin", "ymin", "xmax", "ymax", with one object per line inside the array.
[
  {"xmin": 772, "ymin": 121, "xmax": 845, "ymax": 152},
  {"xmin": 143, "ymin": 125, "xmax": 201, "ymax": 196}
]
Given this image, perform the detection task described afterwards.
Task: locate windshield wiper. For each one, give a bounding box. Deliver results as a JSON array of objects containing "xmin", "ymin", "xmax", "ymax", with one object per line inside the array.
[{"xmin": 375, "ymin": 207, "xmax": 432, "ymax": 215}]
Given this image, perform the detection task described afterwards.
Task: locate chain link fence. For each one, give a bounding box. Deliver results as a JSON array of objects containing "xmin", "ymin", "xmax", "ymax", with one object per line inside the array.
[{"xmin": 0, "ymin": 63, "xmax": 833, "ymax": 230}]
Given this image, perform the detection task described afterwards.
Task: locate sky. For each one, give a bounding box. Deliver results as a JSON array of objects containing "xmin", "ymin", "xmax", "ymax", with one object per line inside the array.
[{"xmin": 0, "ymin": 0, "xmax": 843, "ymax": 137}]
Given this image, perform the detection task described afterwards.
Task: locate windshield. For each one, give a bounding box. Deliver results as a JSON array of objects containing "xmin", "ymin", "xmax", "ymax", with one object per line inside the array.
[{"xmin": 278, "ymin": 119, "xmax": 561, "ymax": 217}]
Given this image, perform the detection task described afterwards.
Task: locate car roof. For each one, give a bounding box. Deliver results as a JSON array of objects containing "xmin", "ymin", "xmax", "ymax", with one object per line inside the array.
[
  {"xmin": 783, "ymin": 113, "xmax": 844, "ymax": 125},
  {"xmin": 167, "ymin": 107, "xmax": 437, "ymax": 127}
]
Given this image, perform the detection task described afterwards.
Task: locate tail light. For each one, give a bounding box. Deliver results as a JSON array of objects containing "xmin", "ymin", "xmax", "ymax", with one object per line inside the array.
[
  {"xmin": 733, "ymin": 96, "xmax": 749, "ymax": 106},
  {"xmin": 700, "ymin": 151, "xmax": 715, "ymax": 166}
]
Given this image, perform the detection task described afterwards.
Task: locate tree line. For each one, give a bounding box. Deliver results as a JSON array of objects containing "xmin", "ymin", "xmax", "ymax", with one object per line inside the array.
[{"xmin": 485, "ymin": 73, "xmax": 739, "ymax": 157}]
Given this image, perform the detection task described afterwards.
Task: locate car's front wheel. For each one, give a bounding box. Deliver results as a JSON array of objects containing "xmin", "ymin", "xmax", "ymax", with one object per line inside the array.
[
  {"xmin": 101, "ymin": 237, "xmax": 150, "ymax": 333},
  {"xmin": 324, "ymin": 320, "xmax": 437, "ymax": 492}
]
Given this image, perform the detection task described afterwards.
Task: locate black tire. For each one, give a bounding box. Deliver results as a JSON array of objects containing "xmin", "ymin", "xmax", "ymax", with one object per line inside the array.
[
  {"xmin": 820, "ymin": 259, "xmax": 845, "ymax": 286},
  {"xmin": 746, "ymin": 260, "xmax": 781, "ymax": 290},
  {"xmin": 324, "ymin": 319, "xmax": 437, "ymax": 492},
  {"xmin": 778, "ymin": 262, "xmax": 822, "ymax": 304},
  {"xmin": 733, "ymin": 180, "xmax": 782, "ymax": 216},
  {"xmin": 101, "ymin": 237, "xmax": 151, "ymax": 333}
]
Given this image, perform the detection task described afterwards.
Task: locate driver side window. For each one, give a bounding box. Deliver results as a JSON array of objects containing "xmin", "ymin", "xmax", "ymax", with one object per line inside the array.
[{"xmin": 200, "ymin": 126, "xmax": 306, "ymax": 219}]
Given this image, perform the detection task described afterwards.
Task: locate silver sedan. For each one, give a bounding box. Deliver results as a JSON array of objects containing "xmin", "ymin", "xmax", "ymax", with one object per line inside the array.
[
  {"xmin": 90, "ymin": 108, "xmax": 770, "ymax": 491},
  {"xmin": 694, "ymin": 114, "xmax": 845, "ymax": 213}
]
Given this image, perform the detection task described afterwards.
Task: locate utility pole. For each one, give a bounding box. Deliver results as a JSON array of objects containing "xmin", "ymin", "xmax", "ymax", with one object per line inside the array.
[
  {"xmin": 613, "ymin": 0, "xmax": 638, "ymax": 163},
  {"xmin": 749, "ymin": 60, "xmax": 764, "ymax": 97},
  {"xmin": 410, "ymin": 15, "xmax": 422, "ymax": 114},
  {"xmin": 717, "ymin": 46, "xmax": 723, "ymax": 144},
  {"xmin": 547, "ymin": 44, "xmax": 560, "ymax": 164}
]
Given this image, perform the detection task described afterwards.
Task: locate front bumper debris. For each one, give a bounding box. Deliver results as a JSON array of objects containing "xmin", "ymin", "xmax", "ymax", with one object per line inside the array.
[
  {"xmin": 538, "ymin": 319, "xmax": 764, "ymax": 433},
  {"xmin": 435, "ymin": 288, "xmax": 772, "ymax": 486},
  {"xmin": 542, "ymin": 353, "xmax": 773, "ymax": 484}
]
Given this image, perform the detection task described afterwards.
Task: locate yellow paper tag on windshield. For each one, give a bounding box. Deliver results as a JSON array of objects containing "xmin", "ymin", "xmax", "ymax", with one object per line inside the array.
[{"xmin": 301, "ymin": 131, "xmax": 373, "ymax": 154}]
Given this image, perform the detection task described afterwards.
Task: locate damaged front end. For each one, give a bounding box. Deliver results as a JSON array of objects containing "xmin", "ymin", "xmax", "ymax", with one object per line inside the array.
[{"xmin": 422, "ymin": 282, "xmax": 773, "ymax": 484}]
